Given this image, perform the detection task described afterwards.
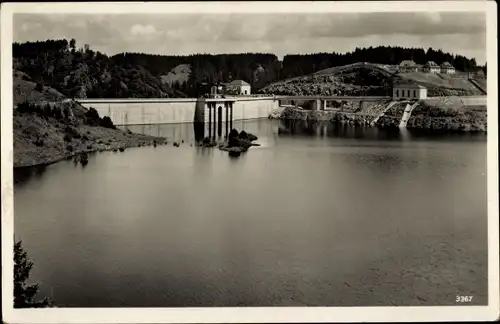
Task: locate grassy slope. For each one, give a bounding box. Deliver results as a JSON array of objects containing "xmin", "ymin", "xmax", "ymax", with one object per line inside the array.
[
  {"xmin": 160, "ymin": 64, "xmax": 191, "ymax": 86},
  {"xmin": 13, "ymin": 70, "xmax": 66, "ymax": 105},
  {"xmin": 260, "ymin": 62, "xmax": 485, "ymax": 96},
  {"xmin": 400, "ymin": 71, "xmax": 483, "ymax": 95},
  {"xmin": 469, "ymin": 78, "xmax": 487, "ymax": 94},
  {"xmin": 13, "ymin": 71, "xmax": 166, "ymax": 168},
  {"xmin": 475, "ymin": 79, "xmax": 487, "ymax": 90}
]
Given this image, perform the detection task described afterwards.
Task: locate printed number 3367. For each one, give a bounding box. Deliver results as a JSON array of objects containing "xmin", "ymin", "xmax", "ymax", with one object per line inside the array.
[{"xmin": 456, "ymin": 295, "xmax": 473, "ymax": 303}]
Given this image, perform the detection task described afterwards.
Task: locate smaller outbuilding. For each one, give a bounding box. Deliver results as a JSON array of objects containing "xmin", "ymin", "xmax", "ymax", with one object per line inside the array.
[
  {"xmin": 393, "ymin": 83, "xmax": 427, "ymax": 100},
  {"xmin": 224, "ymin": 80, "xmax": 251, "ymax": 95}
]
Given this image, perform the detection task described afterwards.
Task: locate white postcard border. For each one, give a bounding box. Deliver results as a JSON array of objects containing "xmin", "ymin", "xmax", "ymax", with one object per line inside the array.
[{"xmin": 1, "ymin": 1, "xmax": 498, "ymax": 323}]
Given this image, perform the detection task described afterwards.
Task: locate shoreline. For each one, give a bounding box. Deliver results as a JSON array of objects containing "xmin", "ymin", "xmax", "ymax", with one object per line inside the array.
[
  {"xmin": 13, "ymin": 110, "xmax": 168, "ymax": 169},
  {"xmin": 13, "ymin": 136, "xmax": 167, "ymax": 170},
  {"xmin": 269, "ymin": 106, "xmax": 487, "ymax": 132}
]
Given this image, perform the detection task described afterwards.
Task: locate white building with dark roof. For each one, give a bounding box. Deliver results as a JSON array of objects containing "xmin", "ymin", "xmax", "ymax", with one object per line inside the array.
[
  {"xmin": 393, "ymin": 83, "xmax": 427, "ymax": 100},
  {"xmin": 440, "ymin": 62, "xmax": 456, "ymax": 74},
  {"xmin": 399, "ymin": 60, "xmax": 418, "ymax": 73},
  {"xmin": 423, "ymin": 61, "xmax": 440, "ymax": 73},
  {"xmin": 224, "ymin": 80, "xmax": 251, "ymax": 95}
]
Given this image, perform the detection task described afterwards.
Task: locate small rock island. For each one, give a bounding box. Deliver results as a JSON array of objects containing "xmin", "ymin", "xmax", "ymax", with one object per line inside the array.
[{"xmin": 200, "ymin": 129, "xmax": 260, "ymax": 157}]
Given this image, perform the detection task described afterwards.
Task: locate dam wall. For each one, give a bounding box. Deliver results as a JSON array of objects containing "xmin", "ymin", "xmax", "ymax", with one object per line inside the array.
[
  {"xmin": 77, "ymin": 97, "xmax": 279, "ymax": 126},
  {"xmin": 77, "ymin": 99, "xmax": 197, "ymax": 125},
  {"xmin": 231, "ymin": 97, "xmax": 279, "ymax": 121}
]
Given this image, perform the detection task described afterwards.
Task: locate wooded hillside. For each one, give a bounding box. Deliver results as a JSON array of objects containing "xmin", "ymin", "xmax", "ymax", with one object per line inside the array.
[{"xmin": 13, "ymin": 39, "xmax": 484, "ymax": 99}]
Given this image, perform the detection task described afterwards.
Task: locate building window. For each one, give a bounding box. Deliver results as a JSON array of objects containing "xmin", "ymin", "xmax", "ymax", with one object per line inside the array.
[
  {"xmin": 414, "ymin": 90, "xmax": 417, "ymax": 97},
  {"xmin": 396, "ymin": 90, "xmax": 399, "ymax": 97}
]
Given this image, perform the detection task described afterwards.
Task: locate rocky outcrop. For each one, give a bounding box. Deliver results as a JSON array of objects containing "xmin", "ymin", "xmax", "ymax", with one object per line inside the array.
[
  {"xmin": 198, "ymin": 129, "xmax": 260, "ymax": 157},
  {"xmin": 271, "ymin": 104, "xmax": 487, "ymax": 132},
  {"xmin": 406, "ymin": 116, "xmax": 486, "ymax": 131},
  {"xmin": 268, "ymin": 106, "xmax": 286, "ymax": 119},
  {"xmin": 260, "ymin": 69, "xmax": 391, "ymax": 96},
  {"xmin": 219, "ymin": 129, "xmax": 260, "ymax": 157},
  {"xmin": 376, "ymin": 116, "xmax": 401, "ymax": 128},
  {"xmin": 271, "ymin": 106, "xmax": 375, "ymax": 126},
  {"xmin": 406, "ymin": 100, "xmax": 487, "ymax": 131}
]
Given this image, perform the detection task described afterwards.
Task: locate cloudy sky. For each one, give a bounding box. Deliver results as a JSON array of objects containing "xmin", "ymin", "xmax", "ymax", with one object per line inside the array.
[{"xmin": 14, "ymin": 12, "xmax": 487, "ymax": 64}]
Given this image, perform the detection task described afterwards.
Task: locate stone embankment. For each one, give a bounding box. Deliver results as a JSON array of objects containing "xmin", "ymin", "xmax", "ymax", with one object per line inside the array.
[
  {"xmin": 271, "ymin": 106, "xmax": 377, "ymax": 126},
  {"xmin": 270, "ymin": 98, "xmax": 487, "ymax": 132}
]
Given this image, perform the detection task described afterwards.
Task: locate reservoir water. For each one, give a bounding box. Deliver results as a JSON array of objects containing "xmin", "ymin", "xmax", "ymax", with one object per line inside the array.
[{"xmin": 14, "ymin": 119, "xmax": 488, "ymax": 307}]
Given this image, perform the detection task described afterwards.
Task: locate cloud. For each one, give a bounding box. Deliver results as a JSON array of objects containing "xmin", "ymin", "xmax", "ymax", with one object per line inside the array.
[
  {"xmin": 12, "ymin": 12, "xmax": 487, "ymax": 63},
  {"xmin": 130, "ymin": 24, "xmax": 158, "ymax": 36},
  {"xmin": 20, "ymin": 22, "xmax": 42, "ymax": 32},
  {"xmin": 154, "ymin": 12, "xmax": 485, "ymax": 43},
  {"xmin": 423, "ymin": 12, "xmax": 443, "ymax": 23}
]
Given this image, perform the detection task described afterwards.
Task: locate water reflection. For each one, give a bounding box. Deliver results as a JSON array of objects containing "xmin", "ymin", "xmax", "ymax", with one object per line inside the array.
[
  {"xmin": 14, "ymin": 164, "xmax": 48, "ymax": 188},
  {"xmin": 193, "ymin": 122, "xmax": 205, "ymax": 143},
  {"xmin": 277, "ymin": 120, "xmax": 487, "ymax": 143},
  {"xmin": 122, "ymin": 119, "xmax": 236, "ymax": 144}
]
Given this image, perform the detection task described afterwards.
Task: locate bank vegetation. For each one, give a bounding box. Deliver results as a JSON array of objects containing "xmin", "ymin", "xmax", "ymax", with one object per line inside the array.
[{"xmin": 13, "ymin": 71, "xmax": 167, "ymax": 168}]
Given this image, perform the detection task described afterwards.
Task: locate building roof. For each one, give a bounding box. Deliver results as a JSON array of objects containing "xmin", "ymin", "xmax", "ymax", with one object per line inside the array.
[
  {"xmin": 440, "ymin": 62, "xmax": 455, "ymax": 69},
  {"xmin": 225, "ymin": 80, "xmax": 250, "ymax": 86},
  {"xmin": 425, "ymin": 61, "xmax": 439, "ymax": 67},
  {"xmin": 394, "ymin": 83, "xmax": 427, "ymax": 89},
  {"xmin": 399, "ymin": 60, "xmax": 417, "ymax": 67}
]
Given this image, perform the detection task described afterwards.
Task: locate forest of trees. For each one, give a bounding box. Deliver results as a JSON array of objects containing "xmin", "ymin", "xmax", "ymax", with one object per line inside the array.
[
  {"xmin": 110, "ymin": 52, "xmax": 282, "ymax": 97},
  {"xmin": 13, "ymin": 39, "xmax": 484, "ymax": 99},
  {"xmin": 13, "ymin": 39, "xmax": 181, "ymax": 99}
]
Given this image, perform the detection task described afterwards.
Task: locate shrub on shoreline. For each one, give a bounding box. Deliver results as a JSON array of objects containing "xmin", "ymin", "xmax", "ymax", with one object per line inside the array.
[
  {"xmin": 84, "ymin": 107, "xmax": 116, "ymax": 129},
  {"xmin": 100, "ymin": 116, "xmax": 116, "ymax": 129}
]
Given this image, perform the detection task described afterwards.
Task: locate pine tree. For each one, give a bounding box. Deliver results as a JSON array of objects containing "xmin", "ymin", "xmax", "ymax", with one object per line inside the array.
[
  {"xmin": 69, "ymin": 39, "xmax": 76, "ymax": 53},
  {"xmin": 14, "ymin": 241, "xmax": 53, "ymax": 308}
]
